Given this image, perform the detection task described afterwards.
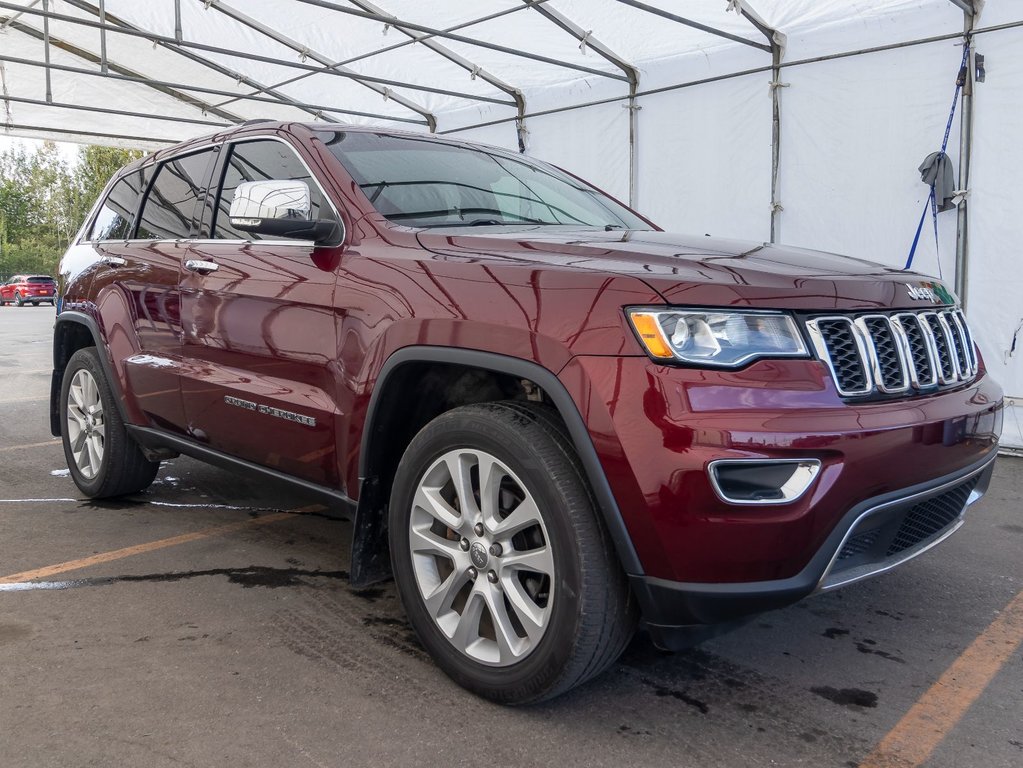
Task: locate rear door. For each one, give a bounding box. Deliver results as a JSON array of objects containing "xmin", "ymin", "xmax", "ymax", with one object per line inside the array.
[
  {"xmin": 90, "ymin": 150, "xmax": 216, "ymax": 434},
  {"xmin": 178, "ymin": 137, "xmax": 343, "ymax": 487}
]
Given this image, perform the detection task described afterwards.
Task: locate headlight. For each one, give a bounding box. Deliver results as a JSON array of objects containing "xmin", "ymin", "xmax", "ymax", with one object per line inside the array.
[{"xmin": 627, "ymin": 308, "xmax": 809, "ymax": 367}]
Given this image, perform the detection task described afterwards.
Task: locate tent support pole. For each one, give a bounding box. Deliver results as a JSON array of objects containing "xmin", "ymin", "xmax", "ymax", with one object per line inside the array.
[
  {"xmin": 41, "ymin": 0, "xmax": 51, "ymax": 103},
  {"xmin": 173, "ymin": 0, "xmax": 182, "ymax": 43},
  {"xmin": 628, "ymin": 84, "xmax": 639, "ymax": 208},
  {"xmin": 955, "ymin": 7, "xmax": 976, "ymax": 306},
  {"xmin": 769, "ymin": 42, "xmax": 782, "ymax": 243},
  {"xmin": 98, "ymin": 0, "xmax": 107, "ymax": 73}
]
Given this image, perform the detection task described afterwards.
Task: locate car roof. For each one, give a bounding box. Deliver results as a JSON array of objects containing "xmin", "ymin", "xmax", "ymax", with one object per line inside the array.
[{"xmin": 117, "ymin": 120, "xmax": 511, "ymax": 178}]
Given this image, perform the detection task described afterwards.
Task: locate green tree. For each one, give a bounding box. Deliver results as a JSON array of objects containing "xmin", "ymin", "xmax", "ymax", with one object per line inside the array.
[{"xmin": 0, "ymin": 141, "xmax": 143, "ymax": 280}]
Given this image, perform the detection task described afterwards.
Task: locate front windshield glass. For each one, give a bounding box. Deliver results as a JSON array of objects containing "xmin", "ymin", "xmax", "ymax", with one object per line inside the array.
[{"xmin": 317, "ymin": 130, "xmax": 649, "ymax": 230}]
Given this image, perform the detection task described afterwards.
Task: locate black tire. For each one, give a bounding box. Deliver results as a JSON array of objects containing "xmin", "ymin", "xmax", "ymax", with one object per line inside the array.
[
  {"xmin": 60, "ymin": 347, "xmax": 160, "ymax": 498},
  {"xmin": 31, "ymin": 301, "xmax": 39, "ymax": 306},
  {"xmin": 389, "ymin": 401, "xmax": 636, "ymax": 704},
  {"xmin": 15, "ymin": 293, "xmax": 24, "ymax": 307}
]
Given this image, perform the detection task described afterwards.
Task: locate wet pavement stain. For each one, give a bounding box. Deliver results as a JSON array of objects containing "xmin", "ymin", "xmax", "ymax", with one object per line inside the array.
[
  {"xmin": 0, "ymin": 566, "xmax": 349, "ymax": 591},
  {"xmin": 810, "ymin": 686, "xmax": 878, "ymax": 709},
  {"xmin": 349, "ymin": 587, "xmax": 387, "ymax": 602},
  {"xmin": 822, "ymin": 627, "xmax": 850, "ymax": 639},
  {"xmin": 873, "ymin": 609, "xmax": 904, "ymax": 621},
  {"xmin": 617, "ymin": 725, "xmax": 651, "ymax": 737},
  {"xmin": 998, "ymin": 524, "xmax": 1023, "ymax": 534},
  {"xmin": 641, "ymin": 677, "xmax": 710, "ymax": 714},
  {"xmin": 76, "ymin": 498, "xmax": 149, "ymax": 511},
  {"xmin": 361, "ymin": 616, "xmax": 425, "ymax": 658},
  {"xmin": 854, "ymin": 639, "xmax": 905, "ymax": 664}
]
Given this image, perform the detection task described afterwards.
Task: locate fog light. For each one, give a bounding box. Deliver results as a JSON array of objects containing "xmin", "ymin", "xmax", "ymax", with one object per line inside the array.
[{"xmin": 708, "ymin": 459, "xmax": 821, "ymax": 505}]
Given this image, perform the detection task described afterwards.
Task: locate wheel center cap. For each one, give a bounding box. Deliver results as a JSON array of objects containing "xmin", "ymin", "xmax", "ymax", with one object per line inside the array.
[{"xmin": 469, "ymin": 541, "xmax": 489, "ymax": 569}]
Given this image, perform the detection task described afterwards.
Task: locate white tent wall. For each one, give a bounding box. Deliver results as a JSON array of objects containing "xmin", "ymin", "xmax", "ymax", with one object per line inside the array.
[
  {"xmin": 966, "ymin": 24, "xmax": 1023, "ymax": 449},
  {"xmin": 524, "ymin": 103, "xmax": 631, "ymax": 205},
  {"xmin": 777, "ymin": 39, "xmax": 964, "ymax": 278},
  {"xmin": 633, "ymin": 72, "xmax": 771, "ymax": 241}
]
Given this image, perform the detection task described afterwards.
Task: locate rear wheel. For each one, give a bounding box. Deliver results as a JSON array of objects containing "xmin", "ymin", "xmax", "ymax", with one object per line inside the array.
[
  {"xmin": 389, "ymin": 402, "xmax": 635, "ymax": 704},
  {"xmin": 31, "ymin": 301, "xmax": 39, "ymax": 306},
  {"xmin": 60, "ymin": 347, "xmax": 159, "ymax": 497}
]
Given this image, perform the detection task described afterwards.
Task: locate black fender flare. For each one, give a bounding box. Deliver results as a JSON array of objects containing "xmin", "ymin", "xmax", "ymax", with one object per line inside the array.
[
  {"xmin": 50, "ymin": 310, "xmax": 130, "ymax": 436},
  {"xmin": 351, "ymin": 346, "xmax": 643, "ymax": 585}
]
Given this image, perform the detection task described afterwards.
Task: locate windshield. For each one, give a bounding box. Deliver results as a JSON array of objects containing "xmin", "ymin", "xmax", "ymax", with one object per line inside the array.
[{"xmin": 317, "ymin": 130, "xmax": 649, "ymax": 230}]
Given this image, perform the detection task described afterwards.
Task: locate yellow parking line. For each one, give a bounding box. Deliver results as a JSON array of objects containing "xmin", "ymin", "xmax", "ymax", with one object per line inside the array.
[
  {"xmin": 0, "ymin": 440, "xmax": 60, "ymax": 453},
  {"xmin": 0, "ymin": 504, "xmax": 322, "ymax": 584},
  {"xmin": 859, "ymin": 588, "xmax": 1023, "ymax": 768}
]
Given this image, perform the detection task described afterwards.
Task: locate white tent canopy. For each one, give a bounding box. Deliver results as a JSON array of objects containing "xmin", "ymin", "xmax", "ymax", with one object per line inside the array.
[{"xmin": 1, "ymin": 0, "xmax": 1022, "ymax": 448}]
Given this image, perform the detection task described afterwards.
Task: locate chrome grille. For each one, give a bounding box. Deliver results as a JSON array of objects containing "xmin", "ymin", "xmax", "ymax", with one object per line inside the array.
[{"xmin": 807, "ymin": 309, "xmax": 977, "ymax": 398}]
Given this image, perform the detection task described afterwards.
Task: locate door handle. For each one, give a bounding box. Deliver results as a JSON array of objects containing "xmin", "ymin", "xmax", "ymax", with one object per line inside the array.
[
  {"xmin": 99, "ymin": 256, "xmax": 126, "ymax": 267},
  {"xmin": 184, "ymin": 259, "xmax": 219, "ymax": 275}
]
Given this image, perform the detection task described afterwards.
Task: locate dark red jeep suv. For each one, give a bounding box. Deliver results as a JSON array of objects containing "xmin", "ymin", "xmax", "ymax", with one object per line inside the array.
[{"xmin": 51, "ymin": 121, "xmax": 1002, "ymax": 703}]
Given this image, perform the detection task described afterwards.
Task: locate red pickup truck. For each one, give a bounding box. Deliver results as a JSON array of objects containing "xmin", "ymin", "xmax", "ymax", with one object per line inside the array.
[{"xmin": 50, "ymin": 122, "xmax": 1002, "ymax": 703}]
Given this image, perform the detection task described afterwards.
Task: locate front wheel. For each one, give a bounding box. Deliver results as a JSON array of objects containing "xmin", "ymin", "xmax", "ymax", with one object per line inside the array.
[
  {"xmin": 14, "ymin": 293, "xmax": 24, "ymax": 307},
  {"xmin": 389, "ymin": 402, "xmax": 636, "ymax": 704},
  {"xmin": 60, "ymin": 347, "xmax": 160, "ymax": 497}
]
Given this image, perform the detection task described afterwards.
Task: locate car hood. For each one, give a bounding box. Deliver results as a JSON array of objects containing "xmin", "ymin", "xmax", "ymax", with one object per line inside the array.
[{"xmin": 415, "ymin": 228, "xmax": 955, "ymax": 311}]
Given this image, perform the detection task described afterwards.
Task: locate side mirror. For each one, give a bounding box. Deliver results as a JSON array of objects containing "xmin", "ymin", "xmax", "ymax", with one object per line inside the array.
[{"xmin": 229, "ymin": 180, "xmax": 342, "ymax": 246}]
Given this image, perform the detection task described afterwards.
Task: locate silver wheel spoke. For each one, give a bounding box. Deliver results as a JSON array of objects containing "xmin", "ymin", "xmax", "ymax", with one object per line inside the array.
[
  {"xmin": 451, "ymin": 589, "xmax": 485, "ymax": 649},
  {"xmin": 502, "ymin": 577, "xmax": 547, "ymax": 643},
  {"xmin": 481, "ymin": 585, "xmax": 523, "ymax": 662},
  {"xmin": 424, "ymin": 568, "xmax": 470, "ymax": 619},
  {"xmin": 409, "ymin": 524, "xmax": 462, "ymax": 559},
  {"xmin": 412, "ymin": 485, "xmax": 462, "ymax": 531},
  {"xmin": 502, "ymin": 545, "xmax": 554, "ymax": 577},
  {"xmin": 86, "ymin": 435, "xmax": 103, "ymax": 474},
  {"xmin": 477, "ymin": 454, "xmax": 502, "ymax": 526},
  {"xmin": 445, "ymin": 452, "xmax": 479, "ymax": 519},
  {"xmin": 67, "ymin": 404, "xmax": 88, "ymax": 430},
  {"xmin": 69, "ymin": 382, "xmax": 86, "ymax": 411},
  {"xmin": 492, "ymin": 496, "xmax": 542, "ymax": 539}
]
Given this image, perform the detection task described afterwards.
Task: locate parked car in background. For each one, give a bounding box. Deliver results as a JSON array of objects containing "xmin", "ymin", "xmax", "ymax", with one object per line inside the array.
[
  {"xmin": 50, "ymin": 122, "xmax": 1002, "ymax": 703},
  {"xmin": 0, "ymin": 275, "xmax": 57, "ymax": 306}
]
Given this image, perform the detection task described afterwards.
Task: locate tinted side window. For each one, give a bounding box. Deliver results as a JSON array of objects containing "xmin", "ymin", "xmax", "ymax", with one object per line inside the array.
[
  {"xmin": 213, "ymin": 140, "xmax": 334, "ymax": 240},
  {"xmin": 89, "ymin": 171, "xmax": 145, "ymax": 241},
  {"xmin": 137, "ymin": 150, "xmax": 215, "ymax": 239}
]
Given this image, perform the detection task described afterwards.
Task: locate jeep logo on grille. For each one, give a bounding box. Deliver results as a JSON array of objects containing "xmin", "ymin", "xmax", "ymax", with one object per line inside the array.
[
  {"xmin": 906, "ymin": 283, "xmax": 937, "ymax": 302},
  {"xmin": 906, "ymin": 281, "xmax": 954, "ymax": 304}
]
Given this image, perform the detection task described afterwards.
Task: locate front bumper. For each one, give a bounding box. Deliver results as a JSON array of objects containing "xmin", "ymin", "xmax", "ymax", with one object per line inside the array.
[
  {"xmin": 559, "ymin": 355, "xmax": 1003, "ymax": 645},
  {"xmin": 631, "ymin": 451, "xmax": 995, "ymax": 647}
]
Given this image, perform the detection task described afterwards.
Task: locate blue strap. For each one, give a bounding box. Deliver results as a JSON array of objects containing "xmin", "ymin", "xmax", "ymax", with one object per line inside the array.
[
  {"xmin": 905, "ymin": 41, "xmax": 970, "ymax": 272},
  {"xmin": 904, "ymin": 192, "xmax": 932, "ymax": 270}
]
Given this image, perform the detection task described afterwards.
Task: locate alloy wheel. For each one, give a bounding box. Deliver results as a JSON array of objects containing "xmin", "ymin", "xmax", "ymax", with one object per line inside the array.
[
  {"xmin": 409, "ymin": 449, "xmax": 555, "ymax": 666},
  {"xmin": 66, "ymin": 368, "xmax": 106, "ymax": 479}
]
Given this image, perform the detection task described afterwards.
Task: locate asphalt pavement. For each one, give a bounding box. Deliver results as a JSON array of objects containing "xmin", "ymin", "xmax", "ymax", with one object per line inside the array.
[{"xmin": 0, "ymin": 305, "xmax": 1020, "ymax": 768}]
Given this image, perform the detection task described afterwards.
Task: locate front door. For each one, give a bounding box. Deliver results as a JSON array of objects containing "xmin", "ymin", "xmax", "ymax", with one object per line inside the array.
[{"xmin": 178, "ymin": 138, "xmax": 342, "ymax": 488}]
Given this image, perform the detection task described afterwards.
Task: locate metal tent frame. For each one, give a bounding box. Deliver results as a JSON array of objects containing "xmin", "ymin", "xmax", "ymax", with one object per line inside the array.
[
  {"xmin": 0, "ymin": 0, "xmax": 1005, "ymax": 289},
  {"xmin": 0, "ymin": 0, "xmax": 780, "ymax": 207}
]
